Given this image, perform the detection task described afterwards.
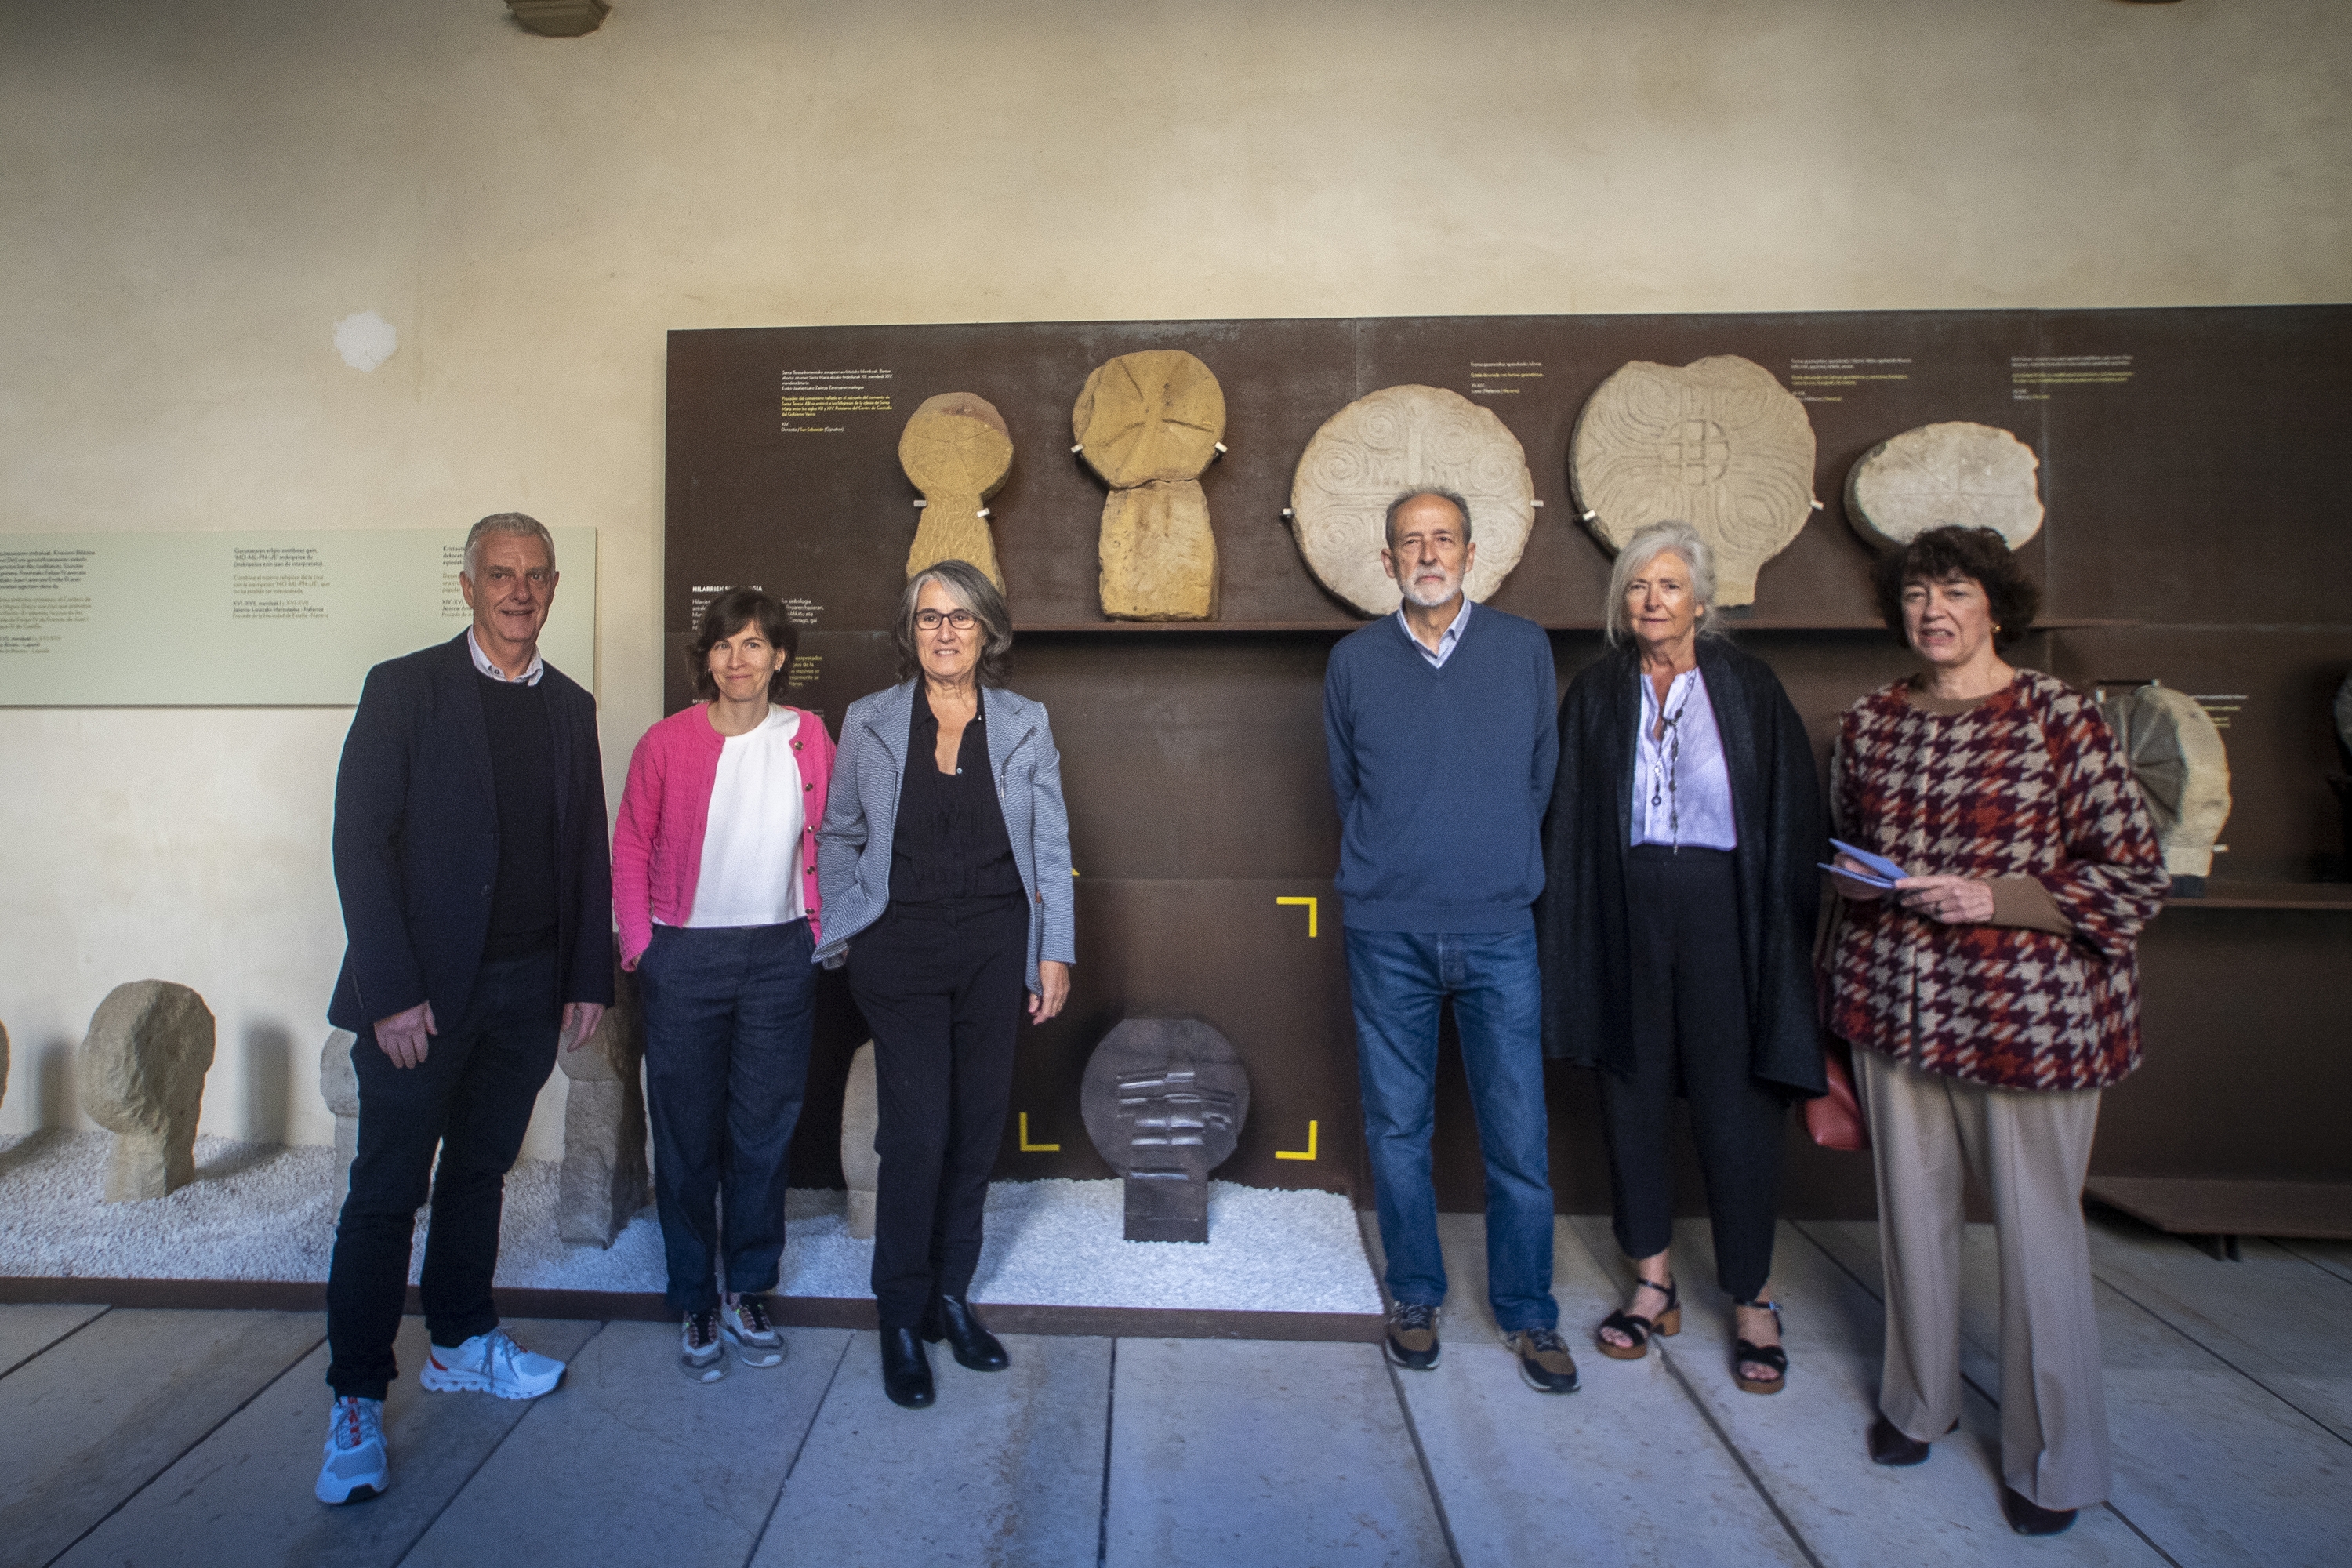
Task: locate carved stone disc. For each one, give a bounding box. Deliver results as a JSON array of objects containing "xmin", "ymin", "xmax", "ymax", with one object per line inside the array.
[
  {"xmin": 1846, "ymin": 421, "xmax": 2044, "ymax": 551},
  {"xmin": 1569, "ymin": 355, "xmax": 1816, "ymax": 607},
  {"xmin": 1073, "ymin": 350, "xmax": 1225, "ymax": 488},
  {"xmin": 1289, "ymin": 385, "xmax": 1535, "ymax": 617},
  {"xmin": 899, "ymin": 391, "xmax": 1014, "ymax": 589},
  {"xmin": 2100, "ymin": 684, "xmax": 2231, "ymax": 880}
]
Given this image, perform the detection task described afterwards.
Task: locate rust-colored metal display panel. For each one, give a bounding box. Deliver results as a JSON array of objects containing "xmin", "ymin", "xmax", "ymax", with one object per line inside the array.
[{"xmin": 670, "ymin": 308, "xmax": 2352, "ymax": 1216}]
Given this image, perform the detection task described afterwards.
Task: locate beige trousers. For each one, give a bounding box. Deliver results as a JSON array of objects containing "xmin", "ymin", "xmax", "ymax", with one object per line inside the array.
[{"xmin": 1858, "ymin": 1049, "xmax": 2111, "ymax": 1510}]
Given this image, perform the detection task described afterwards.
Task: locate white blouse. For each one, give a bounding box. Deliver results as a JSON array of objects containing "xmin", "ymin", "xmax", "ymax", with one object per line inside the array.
[
  {"xmin": 684, "ymin": 706, "xmax": 808, "ymax": 927},
  {"xmin": 1632, "ymin": 667, "xmax": 1738, "ymax": 851}
]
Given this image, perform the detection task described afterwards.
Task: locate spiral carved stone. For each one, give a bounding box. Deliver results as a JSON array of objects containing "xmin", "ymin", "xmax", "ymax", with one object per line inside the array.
[
  {"xmin": 1289, "ymin": 386, "xmax": 1535, "ymax": 617},
  {"xmin": 1846, "ymin": 421, "xmax": 2044, "ymax": 551},
  {"xmin": 1570, "ymin": 355, "xmax": 1817, "ymax": 607}
]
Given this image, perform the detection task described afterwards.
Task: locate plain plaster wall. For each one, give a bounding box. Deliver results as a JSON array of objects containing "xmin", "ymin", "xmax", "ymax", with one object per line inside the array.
[{"xmin": 2, "ymin": 0, "xmax": 2347, "ymax": 1158}]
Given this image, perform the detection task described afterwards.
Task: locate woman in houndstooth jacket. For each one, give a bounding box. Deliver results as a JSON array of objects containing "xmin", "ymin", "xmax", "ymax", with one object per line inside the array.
[
  {"xmin": 814, "ymin": 559, "xmax": 1074, "ymax": 1410},
  {"xmin": 1827, "ymin": 526, "xmax": 2166, "ymax": 1538}
]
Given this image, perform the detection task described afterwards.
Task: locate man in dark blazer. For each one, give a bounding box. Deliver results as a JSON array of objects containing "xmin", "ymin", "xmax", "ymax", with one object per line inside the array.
[{"xmin": 315, "ymin": 513, "xmax": 612, "ymax": 1507}]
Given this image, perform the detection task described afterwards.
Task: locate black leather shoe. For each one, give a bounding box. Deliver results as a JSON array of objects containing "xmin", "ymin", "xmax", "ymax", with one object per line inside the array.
[
  {"xmin": 921, "ymin": 1294, "xmax": 1009, "ymax": 1372},
  {"xmin": 2002, "ymin": 1486, "xmax": 2079, "ymax": 1536},
  {"xmin": 1867, "ymin": 1414, "xmax": 1958, "ymax": 1466},
  {"xmin": 879, "ymin": 1327, "xmax": 935, "ymax": 1408}
]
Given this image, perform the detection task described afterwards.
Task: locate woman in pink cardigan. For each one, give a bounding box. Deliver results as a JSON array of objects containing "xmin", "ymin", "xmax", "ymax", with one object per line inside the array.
[{"xmin": 613, "ymin": 588, "xmax": 835, "ymax": 1385}]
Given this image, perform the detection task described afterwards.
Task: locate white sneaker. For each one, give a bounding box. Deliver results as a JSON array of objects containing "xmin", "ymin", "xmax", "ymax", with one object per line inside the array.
[
  {"xmin": 315, "ymin": 1396, "xmax": 387, "ymax": 1504},
  {"xmin": 721, "ymin": 1296, "xmax": 786, "ymax": 1368},
  {"xmin": 681, "ymin": 1306, "xmax": 728, "ymax": 1383},
  {"xmin": 418, "ymin": 1328, "xmax": 564, "ymax": 1400}
]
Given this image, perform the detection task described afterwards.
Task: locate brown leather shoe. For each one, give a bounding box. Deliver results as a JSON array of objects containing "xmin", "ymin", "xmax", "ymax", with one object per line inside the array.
[{"xmin": 2002, "ymin": 1486, "xmax": 2080, "ymax": 1536}]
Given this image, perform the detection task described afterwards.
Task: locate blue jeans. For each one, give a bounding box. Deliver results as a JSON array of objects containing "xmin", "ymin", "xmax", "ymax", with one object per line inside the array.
[
  {"xmin": 1347, "ymin": 924, "xmax": 1558, "ymax": 1333},
  {"xmin": 639, "ymin": 920, "xmax": 818, "ymax": 1313}
]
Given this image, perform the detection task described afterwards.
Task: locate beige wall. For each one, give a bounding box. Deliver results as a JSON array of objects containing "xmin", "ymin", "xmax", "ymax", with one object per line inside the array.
[{"xmin": 3, "ymin": 0, "xmax": 2347, "ymax": 1154}]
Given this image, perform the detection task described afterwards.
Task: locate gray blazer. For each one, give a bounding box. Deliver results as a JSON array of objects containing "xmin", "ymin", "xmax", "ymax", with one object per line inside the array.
[{"xmin": 813, "ymin": 679, "xmax": 1076, "ymax": 992}]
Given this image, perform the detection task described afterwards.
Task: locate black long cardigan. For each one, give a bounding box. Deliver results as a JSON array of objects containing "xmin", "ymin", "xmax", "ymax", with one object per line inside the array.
[{"xmin": 1535, "ymin": 637, "xmax": 1827, "ymax": 1094}]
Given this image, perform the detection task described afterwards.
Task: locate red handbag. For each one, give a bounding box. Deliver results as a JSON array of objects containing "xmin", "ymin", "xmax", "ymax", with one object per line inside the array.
[{"xmin": 1806, "ymin": 1036, "xmax": 1869, "ymax": 1152}]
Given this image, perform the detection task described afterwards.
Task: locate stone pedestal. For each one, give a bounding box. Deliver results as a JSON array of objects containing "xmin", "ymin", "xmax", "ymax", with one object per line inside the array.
[
  {"xmin": 318, "ymin": 1029, "xmax": 361, "ymax": 1204},
  {"xmin": 1076, "ymin": 350, "xmax": 1224, "ymax": 620},
  {"xmin": 840, "ymin": 1041, "xmax": 879, "ymax": 1240},
  {"xmin": 554, "ymin": 968, "xmax": 649, "ymax": 1247},
  {"xmin": 900, "ymin": 392, "xmax": 1013, "ymax": 590},
  {"xmin": 81, "ymin": 981, "xmax": 215, "ymax": 1202},
  {"xmin": 1080, "ymin": 1018, "xmax": 1248, "ymax": 1243},
  {"xmin": 1570, "ymin": 355, "xmax": 1816, "ymax": 607},
  {"xmin": 1290, "ymin": 385, "xmax": 1534, "ymax": 616}
]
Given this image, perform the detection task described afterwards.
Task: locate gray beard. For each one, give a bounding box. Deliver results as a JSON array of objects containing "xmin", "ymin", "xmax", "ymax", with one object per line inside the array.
[{"xmin": 1399, "ymin": 572, "xmax": 1461, "ymax": 609}]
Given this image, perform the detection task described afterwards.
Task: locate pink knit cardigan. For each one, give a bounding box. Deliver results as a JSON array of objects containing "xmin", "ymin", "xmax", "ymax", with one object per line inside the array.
[{"xmin": 612, "ymin": 703, "xmax": 835, "ymax": 967}]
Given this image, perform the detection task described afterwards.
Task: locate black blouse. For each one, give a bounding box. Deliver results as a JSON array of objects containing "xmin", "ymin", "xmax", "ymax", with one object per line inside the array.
[{"xmin": 889, "ymin": 683, "xmax": 1024, "ymax": 904}]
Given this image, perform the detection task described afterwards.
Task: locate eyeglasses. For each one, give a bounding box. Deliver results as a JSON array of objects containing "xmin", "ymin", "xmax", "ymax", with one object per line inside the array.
[{"xmin": 914, "ymin": 609, "xmax": 977, "ymax": 632}]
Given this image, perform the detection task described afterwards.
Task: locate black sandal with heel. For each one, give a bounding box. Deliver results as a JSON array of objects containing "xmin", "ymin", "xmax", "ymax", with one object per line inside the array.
[
  {"xmin": 1732, "ymin": 1298, "xmax": 1787, "ymax": 1395},
  {"xmin": 1595, "ymin": 1277, "xmax": 1680, "ymax": 1362}
]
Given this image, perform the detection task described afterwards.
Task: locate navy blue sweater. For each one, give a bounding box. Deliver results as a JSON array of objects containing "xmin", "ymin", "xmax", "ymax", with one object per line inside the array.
[{"xmin": 1323, "ymin": 605, "xmax": 1559, "ymax": 932}]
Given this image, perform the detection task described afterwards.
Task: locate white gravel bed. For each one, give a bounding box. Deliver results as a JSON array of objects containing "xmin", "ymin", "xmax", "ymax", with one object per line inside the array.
[{"xmin": 0, "ymin": 1131, "xmax": 1378, "ymax": 1315}]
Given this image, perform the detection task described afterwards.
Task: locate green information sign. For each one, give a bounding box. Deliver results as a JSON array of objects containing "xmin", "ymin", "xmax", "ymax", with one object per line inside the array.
[{"xmin": 0, "ymin": 528, "xmax": 597, "ymax": 705}]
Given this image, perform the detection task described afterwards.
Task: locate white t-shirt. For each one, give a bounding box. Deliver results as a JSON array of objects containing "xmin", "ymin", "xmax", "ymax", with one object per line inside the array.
[{"xmin": 684, "ymin": 706, "xmax": 808, "ymax": 927}]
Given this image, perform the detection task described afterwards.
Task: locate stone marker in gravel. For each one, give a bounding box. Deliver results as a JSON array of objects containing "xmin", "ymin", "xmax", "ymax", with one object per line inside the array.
[
  {"xmin": 899, "ymin": 390, "xmax": 1014, "ymax": 591},
  {"xmin": 1081, "ymin": 1018, "xmax": 1249, "ymax": 1243},
  {"xmin": 318, "ymin": 1029, "xmax": 361, "ymax": 1203},
  {"xmin": 1291, "ymin": 384, "xmax": 1535, "ymax": 617},
  {"xmin": 1, "ymin": 1017, "xmax": 9, "ymax": 1115},
  {"xmin": 840, "ymin": 1040, "xmax": 879, "ymax": 1240},
  {"xmin": 554, "ymin": 967, "xmax": 649, "ymax": 1247},
  {"xmin": 1570, "ymin": 354, "xmax": 1816, "ymax": 607},
  {"xmin": 1845, "ymin": 420, "xmax": 2043, "ymax": 551},
  {"xmin": 1075, "ymin": 349, "xmax": 1225, "ymax": 620},
  {"xmin": 81, "ymin": 979, "xmax": 216, "ymax": 1201}
]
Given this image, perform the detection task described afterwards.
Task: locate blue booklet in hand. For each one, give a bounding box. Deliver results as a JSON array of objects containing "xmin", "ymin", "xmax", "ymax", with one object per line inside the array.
[{"xmin": 1821, "ymin": 839, "xmax": 1907, "ymax": 889}]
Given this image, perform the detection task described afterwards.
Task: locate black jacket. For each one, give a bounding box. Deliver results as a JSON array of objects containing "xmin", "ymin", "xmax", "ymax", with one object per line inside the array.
[
  {"xmin": 1536, "ymin": 637, "xmax": 1826, "ymax": 1093},
  {"xmin": 327, "ymin": 633, "xmax": 613, "ymax": 1033}
]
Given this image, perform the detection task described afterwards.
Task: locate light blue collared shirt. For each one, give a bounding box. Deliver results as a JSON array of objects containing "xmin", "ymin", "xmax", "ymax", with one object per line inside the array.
[
  {"xmin": 466, "ymin": 626, "xmax": 544, "ymax": 686},
  {"xmin": 1397, "ymin": 597, "xmax": 1472, "ymax": 669},
  {"xmin": 1632, "ymin": 666, "xmax": 1737, "ymax": 850}
]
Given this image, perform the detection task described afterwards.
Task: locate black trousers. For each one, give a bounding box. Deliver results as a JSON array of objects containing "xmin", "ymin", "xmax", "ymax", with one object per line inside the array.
[
  {"xmin": 846, "ymin": 894, "xmax": 1028, "ymax": 1328},
  {"xmin": 1599, "ymin": 846, "xmax": 1787, "ymax": 1302},
  {"xmin": 326, "ymin": 946, "xmax": 559, "ymax": 1399}
]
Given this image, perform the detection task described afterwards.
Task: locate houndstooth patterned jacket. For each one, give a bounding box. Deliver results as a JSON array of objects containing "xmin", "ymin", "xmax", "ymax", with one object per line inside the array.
[{"xmin": 1827, "ymin": 670, "xmax": 2167, "ymax": 1091}]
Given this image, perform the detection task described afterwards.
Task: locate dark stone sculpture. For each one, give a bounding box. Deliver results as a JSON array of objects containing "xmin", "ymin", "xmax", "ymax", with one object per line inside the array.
[{"xmin": 1080, "ymin": 1018, "xmax": 1250, "ymax": 1243}]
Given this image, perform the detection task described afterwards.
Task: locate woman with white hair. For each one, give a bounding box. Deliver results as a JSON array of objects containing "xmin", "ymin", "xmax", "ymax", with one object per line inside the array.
[{"xmin": 1536, "ymin": 521, "xmax": 1825, "ymax": 1394}]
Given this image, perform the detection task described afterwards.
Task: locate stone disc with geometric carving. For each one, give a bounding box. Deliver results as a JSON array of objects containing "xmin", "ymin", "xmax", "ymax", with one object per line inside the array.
[
  {"xmin": 1846, "ymin": 421, "xmax": 2043, "ymax": 552},
  {"xmin": 2100, "ymin": 684, "xmax": 2232, "ymax": 880},
  {"xmin": 1570, "ymin": 355, "xmax": 1817, "ymax": 607},
  {"xmin": 1073, "ymin": 350, "xmax": 1225, "ymax": 488},
  {"xmin": 1289, "ymin": 385, "xmax": 1535, "ymax": 617}
]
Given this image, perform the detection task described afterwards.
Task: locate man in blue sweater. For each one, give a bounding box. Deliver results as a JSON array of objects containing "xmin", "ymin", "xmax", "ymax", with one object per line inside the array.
[{"xmin": 1324, "ymin": 489, "xmax": 1576, "ymax": 1394}]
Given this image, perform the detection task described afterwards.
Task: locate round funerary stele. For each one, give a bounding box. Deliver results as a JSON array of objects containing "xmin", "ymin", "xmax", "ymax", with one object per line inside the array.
[
  {"xmin": 1569, "ymin": 355, "xmax": 1816, "ymax": 607},
  {"xmin": 899, "ymin": 391, "xmax": 1014, "ymax": 592},
  {"xmin": 1289, "ymin": 385, "xmax": 1535, "ymax": 617},
  {"xmin": 1846, "ymin": 421, "xmax": 2044, "ymax": 552},
  {"xmin": 2100, "ymin": 684, "xmax": 2232, "ymax": 883}
]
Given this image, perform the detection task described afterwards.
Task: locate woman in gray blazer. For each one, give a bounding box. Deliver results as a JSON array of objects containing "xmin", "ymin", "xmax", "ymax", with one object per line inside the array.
[{"xmin": 815, "ymin": 558, "xmax": 1075, "ymax": 1409}]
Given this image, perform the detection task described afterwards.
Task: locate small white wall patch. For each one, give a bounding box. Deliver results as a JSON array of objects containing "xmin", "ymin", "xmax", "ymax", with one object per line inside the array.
[{"xmin": 332, "ymin": 310, "xmax": 397, "ymax": 372}]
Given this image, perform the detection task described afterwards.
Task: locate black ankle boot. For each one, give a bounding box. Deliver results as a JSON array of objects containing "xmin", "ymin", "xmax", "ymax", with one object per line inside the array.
[
  {"xmin": 879, "ymin": 1327, "xmax": 935, "ymax": 1408},
  {"xmin": 920, "ymin": 1294, "xmax": 1009, "ymax": 1372}
]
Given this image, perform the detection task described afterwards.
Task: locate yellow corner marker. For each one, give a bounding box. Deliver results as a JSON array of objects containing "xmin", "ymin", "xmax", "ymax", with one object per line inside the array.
[
  {"xmin": 1275, "ymin": 895, "xmax": 1318, "ymax": 938},
  {"xmin": 1275, "ymin": 1120, "xmax": 1319, "ymax": 1161},
  {"xmin": 1018, "ymin": 1113, "xmax": 1060, "ymax": 1152}
]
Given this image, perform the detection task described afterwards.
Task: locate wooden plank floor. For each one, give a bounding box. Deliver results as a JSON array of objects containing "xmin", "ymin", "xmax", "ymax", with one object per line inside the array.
[{"xmin": 3, "ymin": 1208, "xmax": 2346, "ymax": 1568}]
